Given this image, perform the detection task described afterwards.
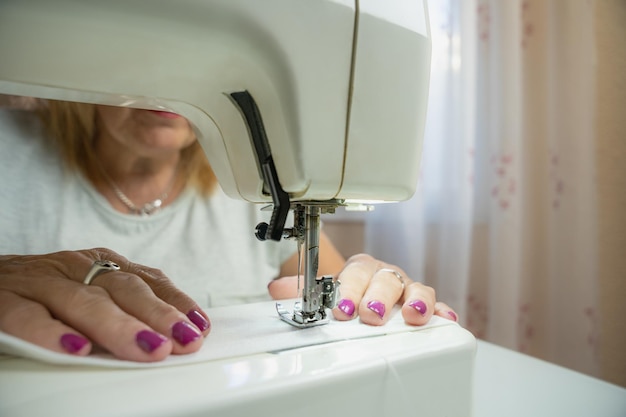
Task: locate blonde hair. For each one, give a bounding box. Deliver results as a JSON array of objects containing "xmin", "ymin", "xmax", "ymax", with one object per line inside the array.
[{"xmin": 38, "ymin": 100, "xmax": 217, "ymax": 196}]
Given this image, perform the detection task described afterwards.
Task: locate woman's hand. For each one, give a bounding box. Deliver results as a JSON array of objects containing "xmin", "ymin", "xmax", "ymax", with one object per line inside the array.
[
  {"xmin": 272, "ymin": 234, "xmax": 458, "ymax": 326},
  {"xmin": 330, "ymin": 253, "xmax": 458, "ymax": 325},
  {"xmin": 0, "ymin": 248, "xmax": 210, "ymax": 362}
]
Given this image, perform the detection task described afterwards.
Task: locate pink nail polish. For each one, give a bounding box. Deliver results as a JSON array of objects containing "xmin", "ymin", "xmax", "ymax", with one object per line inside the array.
[
  {"xmin": 367, "ymin": 300, "xmax": 386, "ymax": 319},
  {"xmin": 60, "ymin": 333, "xmax": 89, "ymax": 354},
  {"xmin": 172, "ymin": 321, "xmax": 202, "ymax": 346},
  {"xmin": 337, "ymin": 299, "xmax": 355, "ymax": 317},
  {"xmin": 187, "ymin": 310, "xmax": 210, "ymax": 332},
  {"xmin": 409, "ymin": 300, "xmax": 427, "ymax": 316},
  {"xmin": 136, "ymin": 330, "xmax": 168, "ymax": 353},
  {"xmin": 448, "ymin": 311, "xmax": 458, "ymax": 322}
]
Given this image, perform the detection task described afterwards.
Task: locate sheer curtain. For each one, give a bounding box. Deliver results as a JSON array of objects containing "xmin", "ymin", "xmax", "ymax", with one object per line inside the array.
[{"xmin": 365, "ymin": 0, "xmax": 599, "ymax": 377}]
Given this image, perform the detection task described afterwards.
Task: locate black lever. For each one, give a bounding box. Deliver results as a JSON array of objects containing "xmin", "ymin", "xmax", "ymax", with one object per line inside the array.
[{"xmin": 229, "ymin": 91, "xmax": 290, "ymax": 242}]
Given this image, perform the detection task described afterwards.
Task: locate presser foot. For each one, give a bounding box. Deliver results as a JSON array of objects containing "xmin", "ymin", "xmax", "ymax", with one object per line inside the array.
[
  {"xmin": 275, "ymin": 275, "xmax": 340, "ymax": 329},
  {"xmin": 275, "ymin": 302, "xmax": 331, "ymax": 329}
]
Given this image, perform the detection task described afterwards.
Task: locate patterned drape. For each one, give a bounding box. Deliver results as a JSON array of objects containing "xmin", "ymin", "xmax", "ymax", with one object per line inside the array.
[{"xmin": 366, "ymin": 0, "xmax": 599, "ymax": 377}]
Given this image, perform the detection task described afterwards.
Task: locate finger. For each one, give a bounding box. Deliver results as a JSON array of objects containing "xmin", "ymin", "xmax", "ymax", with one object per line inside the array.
[
  {"xmin": 0, "ymin": 290, "xmax": 91, "ymax": 356},
  {"xmin": 434, "ymin": 301, "xmax": 459, "ymax": 322},
  {"xmin": 359, "ymin": 267, "xmax": 406, "ymax": 325},
  {"xmin": 89, "ymin": 270, "xmax": 205, "ymax": 355},
  {"xmin": 115, "ymin": 255, "xmax": 210, "ymax": 336},
  {"xmin": 400, "ymin": 282, "xmax": 436, "ymax": 326},
  {"xmin": 21, "ymin": 276, "xmax": 174, "ymax": 362},
  {"xmin": 83, "ymin": 249, "xmax": 211, "ymax": 336},
  {"xmin": 332, "ymin": 254, "xmax": 378, "ymax": 321},
  {"xmin": 129, "ymin": 265, "xmax": 211, "ymax": 334}
]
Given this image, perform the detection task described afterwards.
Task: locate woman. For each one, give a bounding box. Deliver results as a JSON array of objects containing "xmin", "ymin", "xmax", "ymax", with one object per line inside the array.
[{"xmin": 0, "ymin": 99, "xmax": 457, "ymax": 362}]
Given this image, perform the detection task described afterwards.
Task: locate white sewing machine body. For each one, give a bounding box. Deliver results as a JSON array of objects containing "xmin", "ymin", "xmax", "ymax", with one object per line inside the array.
[{"xmin": 0, "ymin": 0, "xmax": 430, "ymax": 204}]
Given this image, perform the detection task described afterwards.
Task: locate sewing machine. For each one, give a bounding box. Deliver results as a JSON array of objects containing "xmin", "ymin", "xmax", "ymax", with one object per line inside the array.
[
  {"xmin": 0, "ymin": 1, "xmax": 477, "ymax": 415},
  {"xmin": 0, "ymin": 0, "xmax": 432, "ymax": 326}
]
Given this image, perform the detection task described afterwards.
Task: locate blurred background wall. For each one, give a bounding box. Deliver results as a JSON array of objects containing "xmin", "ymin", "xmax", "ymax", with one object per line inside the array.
[{"xmin": 594, "ymin": 0, "xmax": 625, "ymax": 390}]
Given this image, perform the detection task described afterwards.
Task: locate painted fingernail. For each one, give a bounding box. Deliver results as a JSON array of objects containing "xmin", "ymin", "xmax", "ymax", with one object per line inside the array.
[
  {"xmin": 172, "ymin": 321, "xmax": 202, "ymax": 346},
  {"xmin": 448, "ymin": 311, "xmax": 458, "ymax": 322},
  {"xmin": 337, "ymin": 299, "xmax": 356, "ymax": 317},
  {"xmin": 60, "ymin": 333, "xmax": 89, "ymax": 354},
  {"xmin": 409, "ymin": 300, "xmax": 427, "ymax": 316},
  {"xmin": 136, "ymin": 330, "xmax": 168, "ymax": 353},
  {"xmin": 187, "ymin": 310, "xmax": 210, "ymax": 332},
  {"xmin": 367, "ymin": 300, "xmax": 386, "ymax": 319}
]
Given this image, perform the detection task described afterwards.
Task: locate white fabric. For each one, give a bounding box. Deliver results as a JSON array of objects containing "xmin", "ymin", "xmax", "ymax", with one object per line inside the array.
[
  {"xmin": 0, "ymin": 300, "xmax": 456, "ymax": 368},
  {"xmin": 0, "ymin": 109, "xmax": 296, "ymax": 308},
  {"xmin": 366, "ymin": 0, "xmax": 599, "ymax": 377}
]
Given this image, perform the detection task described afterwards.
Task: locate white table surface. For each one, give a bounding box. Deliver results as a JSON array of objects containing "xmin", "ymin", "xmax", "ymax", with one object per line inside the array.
[{"xmin": 473, "ymin": 341, "xmax": 626, "ymax": 417}]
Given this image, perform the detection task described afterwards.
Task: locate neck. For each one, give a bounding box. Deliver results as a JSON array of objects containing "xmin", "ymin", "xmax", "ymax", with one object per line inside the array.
[{"xmin": 92, "ymin": 137, "xmax": 183, "ymax": 215}]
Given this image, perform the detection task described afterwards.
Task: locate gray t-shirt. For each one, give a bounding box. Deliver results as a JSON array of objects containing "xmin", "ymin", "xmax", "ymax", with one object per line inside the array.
[{"xmin": 0, "ymin": 110, "xmax": 296, "ymax": 308}]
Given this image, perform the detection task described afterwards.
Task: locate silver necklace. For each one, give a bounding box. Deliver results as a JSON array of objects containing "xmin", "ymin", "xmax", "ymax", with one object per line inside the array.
[{"xmin": 101, "ymin": 167, "xmax": 178, "ymax": 216}]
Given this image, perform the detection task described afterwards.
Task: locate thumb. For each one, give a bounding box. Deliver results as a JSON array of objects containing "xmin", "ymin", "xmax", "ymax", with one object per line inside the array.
[{"xmin": 267, "ymin": 275, "xmax": 301, "ymax": 300}]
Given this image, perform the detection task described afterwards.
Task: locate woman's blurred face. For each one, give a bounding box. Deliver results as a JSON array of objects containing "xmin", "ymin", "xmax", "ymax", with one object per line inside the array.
[{"xmin": 95, "ymin": 106, "xmax": 196, "ymax": 157}]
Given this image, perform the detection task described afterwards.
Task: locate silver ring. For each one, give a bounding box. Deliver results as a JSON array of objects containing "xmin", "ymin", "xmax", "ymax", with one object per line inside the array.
[
  {"xmin": 83, "ymin": 260, "xmax": 121, "ymax": 285},
  {"xmin": 379, "ymin": 268, "xmax": 405, "ymax": 291}
]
